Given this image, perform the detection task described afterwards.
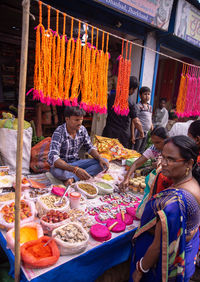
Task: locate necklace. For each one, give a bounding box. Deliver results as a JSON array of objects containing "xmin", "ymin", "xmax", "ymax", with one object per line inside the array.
[{"xmin": 172, "ymin": 177, "xmax": 193, "ymax": 188}]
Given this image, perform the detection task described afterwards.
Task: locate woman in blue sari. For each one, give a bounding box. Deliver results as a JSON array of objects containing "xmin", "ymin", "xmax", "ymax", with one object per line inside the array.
[{"xmin": 130, "ymin": 135, "xmax": 200, "ymax": 282}]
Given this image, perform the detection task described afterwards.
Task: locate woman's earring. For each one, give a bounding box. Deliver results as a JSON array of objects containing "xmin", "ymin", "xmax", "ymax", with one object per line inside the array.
[{"xmin": 185, "ymin": 167, "xmax": 190, "ymax": 176}]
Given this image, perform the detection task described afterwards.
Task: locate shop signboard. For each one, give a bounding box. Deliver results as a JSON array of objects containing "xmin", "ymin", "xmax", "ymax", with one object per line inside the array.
[
  {"xmin": 95, "ymin": 0, "xmax": 174, "ymax": 30},
  {"xmin": 174, "ymin": 0, "xmax": 200, "ymax": 47}
]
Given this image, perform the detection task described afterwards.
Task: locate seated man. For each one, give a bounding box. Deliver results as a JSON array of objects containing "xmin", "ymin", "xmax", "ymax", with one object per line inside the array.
[{"xmin": 48, "ymin": 106, "xmax": 109, "ymax": 186}]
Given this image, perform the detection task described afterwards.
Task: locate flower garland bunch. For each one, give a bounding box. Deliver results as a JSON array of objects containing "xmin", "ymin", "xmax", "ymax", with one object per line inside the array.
[
  {"xmin": 176, "ymin": 65, "xmax": 200, "ymax": 117},
  {"xmin": 70, "ymin": 21, "xmax": 82, "ymax": 106},
  {"xmin": 113, "ymin": 41, "xmax": 132, "ymax": 116},
  {"xmin": 80, "ymin": 24, "xmax": 91, "ymax": 111},
  {"xmin": 64, "ymin": 18, "xmax": 75, "ymax": 106},
  {"xmin": 30, "ymin": 1, "xmax": 110, "ymax": 112}
]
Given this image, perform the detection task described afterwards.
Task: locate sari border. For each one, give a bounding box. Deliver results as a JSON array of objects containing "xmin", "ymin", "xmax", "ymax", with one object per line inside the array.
[
  {"xmin": 158, "ymin": 210, "xmax": 168, "ymax": 282},
  {"xmin": 133, "ymin": 217, "xmax": 157, "ymax": 239}
]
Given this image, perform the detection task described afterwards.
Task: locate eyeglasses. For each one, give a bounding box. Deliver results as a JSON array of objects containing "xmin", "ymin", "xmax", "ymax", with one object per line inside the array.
[{"xmin": 161, "ymin": 156, "xmax": 185, "ymax": 165}]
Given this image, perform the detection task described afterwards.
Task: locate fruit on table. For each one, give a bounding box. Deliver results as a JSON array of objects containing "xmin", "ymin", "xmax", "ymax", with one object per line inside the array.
[
  {"xmin": 1, "ymin": 200, "xmax": 32, "ymax": 223},
  {"xmin": 41, "ymin": 210, "xmax": 69, "ymax": 223}
]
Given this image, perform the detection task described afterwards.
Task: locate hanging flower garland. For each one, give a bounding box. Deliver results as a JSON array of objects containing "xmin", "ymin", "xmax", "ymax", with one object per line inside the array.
[
  {"xmin": 27, "ymin": 1, "xmax": 110, "ymax": 114},
  {"xmin": 80, "ymin": 23, "xmax": 91, "ymax": 111},
  {"xmin": 88, "ymin": 28, "xmax": 98, "ymax": 112},
  {"xmin": 64, "ymin": 18, "xmax": 75, "ymax": 106},
  {"xmin": 70, "ymin": 21, "xmax": 82, "ymax": 106},
  {"xmin": 113, "ymin": 41, "xmax": 132, "ymax": 116},
  {"xmin": 96, "ymin": 31, "xmax": 110, "ymax": 114},
  {"xmin": 176, "ymin": 65, "xmax": 200, "ymax": 117}
]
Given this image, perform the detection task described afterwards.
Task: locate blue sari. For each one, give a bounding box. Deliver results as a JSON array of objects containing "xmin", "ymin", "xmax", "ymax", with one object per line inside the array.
[{"xmin": 130, "ymin": 188, "xmax": 199, "ymax": 282}]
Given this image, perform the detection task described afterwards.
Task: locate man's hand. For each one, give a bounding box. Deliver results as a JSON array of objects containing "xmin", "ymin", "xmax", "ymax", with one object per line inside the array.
[
  {"xmin": 139, "ymin": 131, "xmax": 144, "ymax": 139},
  {"xmin": 99, "ymin": 158, "xmax": 109, "ymax": 171},
  {"xmin": 132, "ymin": 135, "xmax": 136, "ymax": 145},
  {"xmin": 119, "ymin": 178, "xmax": 129, "ymax": 191},
  {"xmin": 75, "ymin": 168, "xmax": 91, "ymax": 180}
]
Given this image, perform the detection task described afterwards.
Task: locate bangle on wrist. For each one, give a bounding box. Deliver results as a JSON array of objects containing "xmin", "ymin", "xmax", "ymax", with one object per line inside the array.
[
  {"xmin": 139, "ymin": 257, "xmax": 149, "ymax": 273},
  {"xmin": 73, "ymin": 166, "xmax": 79, "ymax": 175},
  {"xmin": 136, "ymin": 261, "xmax": 142, "ymax": 273}
]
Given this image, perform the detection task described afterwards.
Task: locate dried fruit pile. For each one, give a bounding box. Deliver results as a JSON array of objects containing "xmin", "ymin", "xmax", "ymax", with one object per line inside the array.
[
  {"xmin": 41, "ymin": 210, "xmax": 69, "ymax": 223},
  {"xmin": 1, "ymin": 200, "xmax": 32, "ymax": 223}
]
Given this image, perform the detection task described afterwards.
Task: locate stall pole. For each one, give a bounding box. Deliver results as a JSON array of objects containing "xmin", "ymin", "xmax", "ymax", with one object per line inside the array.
[{"xmin": 15, "ymin": 0, "xmax": 30, "ymax": 281}]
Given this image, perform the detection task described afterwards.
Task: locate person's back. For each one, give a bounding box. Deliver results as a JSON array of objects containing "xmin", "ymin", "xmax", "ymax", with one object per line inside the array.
[{"xmin": 169, "ymin": 119, "xmax": 194, "ymax": 137}]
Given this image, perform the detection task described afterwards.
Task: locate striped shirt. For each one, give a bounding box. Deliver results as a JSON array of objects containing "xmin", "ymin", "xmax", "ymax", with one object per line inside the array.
[{"xmin": 48, "ymin": 123, "xmax": 95, "ymax": 166}]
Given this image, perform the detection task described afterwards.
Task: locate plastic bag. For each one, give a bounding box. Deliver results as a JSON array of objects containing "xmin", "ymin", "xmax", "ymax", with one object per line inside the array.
[
  {"xmin": 36, "ymin": 194, "xmax": 69, "ymax": 217},
  {"xmin": 52, "ymin": 222, "xmax": 89, "ymax": 255},
  {"xmin": 0, "ymin": 200, "xmax": 36, "ymax": 230},
  {"xmin": 40, "ymin": 215, "xmax": 70, "ymax": 235},
  {"xmin": 24, "ymin": 188, "xmax": 50, "ymax": 202},
  {"xmin": 6, "ymin": 222, "xmax": 43, "ymax": 251},
  {"xmin": 30, "ymin": 137, "xmax": 51, "ymax": 173},
  {"xmin": 0, "ymin": 127, "xmax": 32, "ymax": 174},
  {"xmin": 20, "ymin": 236, "xmax": 60, "ymax": 268}
]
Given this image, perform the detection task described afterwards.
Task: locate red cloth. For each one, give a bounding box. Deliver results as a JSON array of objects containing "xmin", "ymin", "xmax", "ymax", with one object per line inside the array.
[{"xmin": 155, "ymin": 172, "xmax": 173, "ymax": 194}]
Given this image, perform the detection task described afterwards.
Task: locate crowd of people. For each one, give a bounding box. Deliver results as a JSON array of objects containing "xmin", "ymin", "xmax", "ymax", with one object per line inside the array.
[{"xmin": 47, "ymin": 79, "xmax": 200, "ymax": 281}]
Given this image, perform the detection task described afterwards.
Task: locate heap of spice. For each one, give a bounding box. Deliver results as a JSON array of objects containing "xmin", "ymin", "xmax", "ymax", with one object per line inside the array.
[
  {"xmin": 102, "ymin": 174, "xmax": 114, "ymax": 181},
  {"xmin": 0, "ymin": 192, "xmax": 15, "ymax": 202},
  {"xmin": 20, "ymin": 236, "xmax": 60, "ymax": 268},
  {"xmin": 13, "ymin": 226, "xmax": 38, "ymax": 244},
  {"xmin": 78, "ymin": 183, "xmax": 97, "ymax": 195},
  {"xmin": 96, "ymin": 182, "xmax": 112, "ymax": 190}
]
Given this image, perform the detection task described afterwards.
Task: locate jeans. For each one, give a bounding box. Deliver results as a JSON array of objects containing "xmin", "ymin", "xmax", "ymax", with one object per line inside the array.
[
  {"xmin": 133, "ymin": 135, "xmax": 148, "ymax": 153},
  {"xmin": 50, "ymin": 158, "xmax": 104, "ymax": 182}
]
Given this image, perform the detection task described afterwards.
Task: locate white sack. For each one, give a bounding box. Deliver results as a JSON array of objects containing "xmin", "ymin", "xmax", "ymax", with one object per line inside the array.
[{"xmin": 0, "ymin": 127, "xmax": 32, "ymax": 174}]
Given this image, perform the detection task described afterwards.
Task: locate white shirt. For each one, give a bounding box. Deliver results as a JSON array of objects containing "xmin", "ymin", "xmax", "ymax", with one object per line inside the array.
[
  {"xmin": 168, "ymin": 120, "xmax": 194, "ymax": 137},
  {"xmin": 153, "ymin": 107, "xmax": 169, "ymax": 128}
]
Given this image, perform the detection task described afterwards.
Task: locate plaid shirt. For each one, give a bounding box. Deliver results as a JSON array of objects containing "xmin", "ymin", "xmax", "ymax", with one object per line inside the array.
[{"xmin": 48, "ymin": 123, "xmax": 95, "ymax": 166}]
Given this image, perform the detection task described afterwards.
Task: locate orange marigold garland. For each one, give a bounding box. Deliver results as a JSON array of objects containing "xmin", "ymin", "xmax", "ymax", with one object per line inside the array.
[
  {"xmin": 95, "ymin": 31, "xmax": 110, "ymax": 114},
  {"xmin": 29, "ymin": 1, "xmax": 110, "ymax": 111},
  {"xmin": 53, "ymin": 10, "xmax": 61, "ymax": 104},
  {"xmin": 113, "ymin": 40, "xmax": 132, "ymax": 115},
  {"xmin": 64, "ymin": 18, "xmax": 75, "ymax": 106},
  {"xmin": 31, "ymin": 1, "xmax": 46, "ymax": 102},
  {"xmin": 42, "ymin": 5, "xmax": 53, "ymax": 105},
  {"xmin": 103, "ymin": 33, "xmax": 110, "ymax": 112},
  {"xmin": 80, "ymin": 24, "xmax": 91, "ymax": 111},
  {"xmin": 57, "ymin": 13, "xmax": 66, "ymax": 105},
  {"xmin": 90, "ymin": 28, "xmax": 99, "ymax": 112},
  {"xmin": 70, "ymin": 21, "xmax": 82, "ymax": 106}
]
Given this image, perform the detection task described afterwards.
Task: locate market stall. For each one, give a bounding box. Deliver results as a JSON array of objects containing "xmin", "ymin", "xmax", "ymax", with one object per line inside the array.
[
  {"xmin": 0, "ymin": 161, "xmax": 147, "ymax": 281},
  {"xmin": 0, "ymin": 1, "xmax": 154, "ymax": 281}
]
